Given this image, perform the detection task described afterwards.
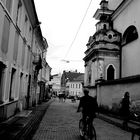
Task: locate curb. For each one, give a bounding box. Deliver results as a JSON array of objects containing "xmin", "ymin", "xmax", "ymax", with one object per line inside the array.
[{"xmin": 97, "ymin": 114, "xmax": 139, "ymax": 133}]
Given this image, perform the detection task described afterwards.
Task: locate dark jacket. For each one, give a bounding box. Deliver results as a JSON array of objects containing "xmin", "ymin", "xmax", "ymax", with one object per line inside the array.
[
  {"xmin": 77, "ymin": 95, "xmax": 98, "ymax": 116},
  {"xmin": 120, "ymin": 97, "xmax": 130, "ymax": 116}
]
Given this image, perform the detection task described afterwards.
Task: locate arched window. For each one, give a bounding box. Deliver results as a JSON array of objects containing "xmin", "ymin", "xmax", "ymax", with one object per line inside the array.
[
  {"xmin": 107, "ymin": 65, "xmax": 115, "ymax": 80},
  {"xmin": 103, "ymin": 24, "xmax": 107, "ymax": 30},
  {"xmin": 122, "ymin": 25, "xmax": 138, "ymax": 45}
]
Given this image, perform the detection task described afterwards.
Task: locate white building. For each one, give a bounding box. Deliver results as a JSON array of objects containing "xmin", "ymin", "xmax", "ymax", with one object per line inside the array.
[
  {"xmin": 84, "ymin": 0, "xmax": 140, "ymax": 113},
  {"xmin": 0, "ymin": 0, "xmax": 50, "ymax": 122},
  {"xmin": 67, "ymin": 74, "xmax": 84, "ymax": 97},
  {"xmin": 51, "ymin": 73, "xmax": 61, "ymax": 95}
]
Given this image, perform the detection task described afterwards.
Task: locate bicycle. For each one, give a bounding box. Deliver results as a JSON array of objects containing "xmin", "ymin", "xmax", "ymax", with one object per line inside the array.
[
  {"xmin": 79, "ymin": 115, "xmax": 96, "ymax": 140},
  {"xmin": 131, "ymin": 113, "xmax": 140, "ymax": 140},
  {"xmin": 131, "ymin": 128, "xmax": 140, "ymax": 140}
]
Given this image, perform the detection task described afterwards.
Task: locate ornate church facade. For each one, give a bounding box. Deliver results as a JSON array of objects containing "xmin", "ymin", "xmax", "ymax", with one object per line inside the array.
[{"xmin": 84, "ymin": 0, "xmax": 140, "ymax": 110}]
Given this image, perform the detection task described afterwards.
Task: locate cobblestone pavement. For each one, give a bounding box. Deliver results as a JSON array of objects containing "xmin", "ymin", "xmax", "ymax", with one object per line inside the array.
[{"xmin": 32, "ymin": 99, "xmax": 138, "ymax": 140}]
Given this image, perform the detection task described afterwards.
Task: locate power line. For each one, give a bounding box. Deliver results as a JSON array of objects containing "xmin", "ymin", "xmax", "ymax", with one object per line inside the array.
[
  {"xmin": 61, "ymin": 59, "xmax": 83, "ymax": 63},
  {"xmin": 64, "ymin": 0, "xmax": 93, "ymax": 59}
]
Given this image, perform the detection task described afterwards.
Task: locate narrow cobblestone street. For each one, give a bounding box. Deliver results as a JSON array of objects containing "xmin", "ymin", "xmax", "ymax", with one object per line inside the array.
[{"xmin": 32, "ymin": 99, "xmax": 136, "ymax": 140}]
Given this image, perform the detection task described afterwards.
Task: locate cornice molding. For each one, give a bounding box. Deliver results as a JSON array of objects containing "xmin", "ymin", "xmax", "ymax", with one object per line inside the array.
[{"xmin": 111, "ymin": 0, "xmax": 134, "ymax": 20}]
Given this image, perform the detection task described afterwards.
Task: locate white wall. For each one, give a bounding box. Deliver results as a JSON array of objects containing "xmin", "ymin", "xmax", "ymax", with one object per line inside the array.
[
  {"xmin": 98, "ymin": 80, "xmax": 140, "ymax": 109},
  {"xmin": 108, "ymin": 0, "xmax": 123, "ymax": 10},
  {"xmin": 69, "ymin": 82, "xmax": 83, "ymax": 97},
  {"xmin": 112, "ymin": 0, "xmax": 140, "ymax": 77}
]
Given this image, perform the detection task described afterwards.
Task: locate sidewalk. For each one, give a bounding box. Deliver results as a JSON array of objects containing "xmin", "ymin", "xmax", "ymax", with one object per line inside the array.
[
  {"xmin": 0, "ymin": 99, "xmax": 54, "ymax": 140},
  {"xmin": 98, "ymin": 113, "xmax": 140, "ymax": 135}
]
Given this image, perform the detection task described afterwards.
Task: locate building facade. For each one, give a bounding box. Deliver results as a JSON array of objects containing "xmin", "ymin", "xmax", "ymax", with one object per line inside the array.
[
  {"xmin": 51, "ymin": 73, "xmax": 61, "ymax": 96},
  {"xmin": 67, "ymin": 74, "xmax": 84, "ymax": 97},
  {"xmin": 0, "ymin": 0, "xmax": 50, "ymax": 122},
  {"xmin": 84, "ymin": 0, "xmax": 140, "ymax": 111},
  {"xmin": 61, "ymin": 70, "xmax": 84, "ymax": 96}
]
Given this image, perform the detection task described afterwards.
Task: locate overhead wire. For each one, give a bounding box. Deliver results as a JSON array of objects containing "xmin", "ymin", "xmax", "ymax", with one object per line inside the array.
[{"xmin": 63, "ymin": 0, "xmax": 93, "ymax": 60}]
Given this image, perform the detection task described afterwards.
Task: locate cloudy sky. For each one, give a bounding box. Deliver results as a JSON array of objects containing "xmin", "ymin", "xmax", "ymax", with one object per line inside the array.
[{"xmin": 34, "ymin": 0, "xmax": 100, "ymax": 74}]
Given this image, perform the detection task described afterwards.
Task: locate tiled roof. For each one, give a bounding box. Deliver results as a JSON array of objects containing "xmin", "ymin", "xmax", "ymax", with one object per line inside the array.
[
  {"xmin": 72, "ymin": 74, "xmax": 84, "ymax": 82},
  {"xmin": 63, "ymin": 71, "xmax": 84, "ymax": 82}
]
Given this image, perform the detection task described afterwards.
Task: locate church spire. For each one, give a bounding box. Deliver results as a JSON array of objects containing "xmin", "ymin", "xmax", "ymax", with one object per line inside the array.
[
  {"xmin": 93, "ymin": 0, "xmax": 112, "ymax": 21},
  {"xmin": 100, "ymin": 0, "xmax": 108, "ymax": 10}
]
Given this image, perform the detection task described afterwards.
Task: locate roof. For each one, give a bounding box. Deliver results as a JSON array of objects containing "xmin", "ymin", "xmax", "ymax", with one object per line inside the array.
[
  {"xmin": 72, "ymin": 74, "xmax": 84, "ymax": 82},
  {"xmin": 62, "ymin": 71, "xmax": 84, "ymax": 82}
]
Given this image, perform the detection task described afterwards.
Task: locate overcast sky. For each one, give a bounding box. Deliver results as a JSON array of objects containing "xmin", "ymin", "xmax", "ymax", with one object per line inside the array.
[{"xmin": 34, "ymin": 0, "xmax": 100, "ymax": 74}]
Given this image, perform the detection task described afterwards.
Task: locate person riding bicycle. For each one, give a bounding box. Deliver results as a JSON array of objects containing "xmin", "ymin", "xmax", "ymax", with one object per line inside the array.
[{"xmin": 77, "ymin": 88, "xmax": 98, "ymax": 130}]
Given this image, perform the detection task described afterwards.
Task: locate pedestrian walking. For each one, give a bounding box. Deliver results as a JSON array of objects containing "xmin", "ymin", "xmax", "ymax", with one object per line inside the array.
[{"xmin": 120, "ymin": 91, "xmax": 131, "ymax": 128}]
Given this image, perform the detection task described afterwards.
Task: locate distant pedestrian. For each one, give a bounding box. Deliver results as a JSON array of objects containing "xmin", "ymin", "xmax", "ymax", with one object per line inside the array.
[
  {"xmin": 63, "ymin": 94, "xmax": 67, "ymax": 102},
  {"xmin": 58, "ymin": 92, "xmax": 62, "ymax": 102},
  {"xmin": 120, "ymin": 91, "xmax": 131, "ymax": 128},
  {"xmin": 58, "ymin": 92, "xmax": 65, "ymax": 102}
]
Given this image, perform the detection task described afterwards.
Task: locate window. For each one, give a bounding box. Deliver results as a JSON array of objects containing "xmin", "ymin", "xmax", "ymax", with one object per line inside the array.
[
  {"xmin": 13, "ymin": 31, "xmax": 19, "ymax": 61},
  {"xmin": 0, "ymin": 62, "xmax": 6, "ymax": 103},
  {"xmin": 103, "ymin": 24, "xmax": 107, "ymax": 30},
  {"xmin": 26, "ymin": 47, "xmax": 30, "ymax": 69},
  {"xmin": 6, "ymin": 0, "xmax": 12, "ymax": 13},
  {"xmin": 9, "ymin": 68, "xmax": 16, "ymax": 101},
  {"xmin": 24, "ymin": 15, "xmax": 28, "ymax": 37},
  {"xmin": 16, "ymin": 0, "xmax": 22, "ymax": 27},
  {"xmin": 1, "ymin": 16, "xmax": 10, "ymax": 54},
  {"xmin": 1, "ymin": 0, "xmax": 13, "ymax": 13},
  {"xmin": 19, "ymin": 73, "xmax": 23, "ymax": 97},
  {"xmin": 122, "ymin": 25, "xmax": 138, "ymax": 45},
  {"xmin": 108, "ymin": 34, "xmax": 112, "ymax": 39},
  {"xmin": 107, "ymin": 65, "xmax": 115, "ymax": 80},
  {"xmin": 21, "ymin": 42, "xmax": 25, "ymax": 66}
]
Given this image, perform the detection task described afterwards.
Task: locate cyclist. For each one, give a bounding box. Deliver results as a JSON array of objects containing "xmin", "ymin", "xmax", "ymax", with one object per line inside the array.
[{"xmin": 77, "ymin": 88, "xmax": 98, "ymax": 131}]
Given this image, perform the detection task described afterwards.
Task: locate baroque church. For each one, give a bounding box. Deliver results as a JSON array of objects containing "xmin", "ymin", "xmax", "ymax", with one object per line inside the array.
[{"xmin": 84, "ymin": 0, "xmax": 140, "ymax": 110}]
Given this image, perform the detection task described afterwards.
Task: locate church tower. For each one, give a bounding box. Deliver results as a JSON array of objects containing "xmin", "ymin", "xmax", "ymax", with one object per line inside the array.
[{"xmin": 84, "ymin": 0, "xmax": 121, "ymax": 87}]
